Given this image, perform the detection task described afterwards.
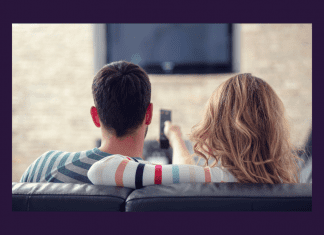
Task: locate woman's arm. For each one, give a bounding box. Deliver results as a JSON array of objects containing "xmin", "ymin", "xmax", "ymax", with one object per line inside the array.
[{"xmin": 164, "ymin": 121, "xmax": 195, "ymax": 165}]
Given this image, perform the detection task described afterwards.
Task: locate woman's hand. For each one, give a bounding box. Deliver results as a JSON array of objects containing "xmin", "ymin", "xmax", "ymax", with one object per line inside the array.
[
  {"xmin": 163, "ymin": 121, "xmax": 194, "ymax": 165},
  {"xmin": 164, "ymin": 121, "xmax": 182, "ymax": 147}
]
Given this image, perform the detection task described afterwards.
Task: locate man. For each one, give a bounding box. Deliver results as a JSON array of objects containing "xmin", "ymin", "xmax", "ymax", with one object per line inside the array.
[{"xmin": 20, "ymin": 61, "xmax": 154, "ymax": 184}]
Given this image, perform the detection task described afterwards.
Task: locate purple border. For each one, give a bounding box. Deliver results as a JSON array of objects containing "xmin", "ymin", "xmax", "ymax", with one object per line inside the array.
[{"xmin": 7, "ymin": 1, "xmax": 321, "ymax": 234}]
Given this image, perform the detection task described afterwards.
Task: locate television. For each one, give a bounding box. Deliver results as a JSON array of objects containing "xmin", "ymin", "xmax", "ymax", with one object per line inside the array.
[{"xmin": 106, "ymin": 24, "xmax": 236, "ymax": 74}]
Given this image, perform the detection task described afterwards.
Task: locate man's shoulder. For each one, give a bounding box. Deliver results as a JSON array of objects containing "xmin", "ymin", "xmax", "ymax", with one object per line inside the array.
[
  {"xmin": 36, "ymin": 150, "xmax": 75, "ymax": 161},
  {"xmin": 25, "ymin": 148, "xmax": 106, "ymax": 170},
  {"xmin": 20, "ymin": 148, "xmax": 109, "ymax": 183},
  {"xmin": 39, "ymin": 148, "xmax": 102, "ymax": 158}
]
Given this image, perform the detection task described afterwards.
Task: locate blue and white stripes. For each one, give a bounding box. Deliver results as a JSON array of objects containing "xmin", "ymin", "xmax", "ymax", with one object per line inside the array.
[{"xmin": 20, "ymin": 148, "xmax": 111, "ymax": 184}]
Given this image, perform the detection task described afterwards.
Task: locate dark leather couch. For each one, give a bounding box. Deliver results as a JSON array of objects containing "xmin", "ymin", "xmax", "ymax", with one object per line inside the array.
[{"xmin": 12, "ymin": 182, "xmax": 312, "ymax": 212}]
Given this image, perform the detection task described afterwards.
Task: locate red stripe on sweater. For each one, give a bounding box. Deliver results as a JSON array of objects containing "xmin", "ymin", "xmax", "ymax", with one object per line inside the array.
[{"xmin": 154, "ymin": 165, "xmax": 162, "ymax": 184}]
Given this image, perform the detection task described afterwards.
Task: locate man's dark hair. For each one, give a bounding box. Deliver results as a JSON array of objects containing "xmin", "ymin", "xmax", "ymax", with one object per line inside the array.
[{"xmin": 92, "ymin": 61, "xmax": 151, "ymax": 138}]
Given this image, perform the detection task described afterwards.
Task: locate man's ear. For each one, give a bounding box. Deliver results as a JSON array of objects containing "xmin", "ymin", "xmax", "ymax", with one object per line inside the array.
[
  {"xmin": 90, "ymin": 106, "xmax": 101, "ymax": 128},
  {"xmin": 145, "ymin": 103, "xmax": 153, "ymax": 125}
]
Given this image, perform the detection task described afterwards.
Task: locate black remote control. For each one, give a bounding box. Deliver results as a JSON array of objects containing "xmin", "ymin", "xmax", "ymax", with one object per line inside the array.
[{"xmin": 160, "ymin": 109, "xmax": 171, "ymax": 149}]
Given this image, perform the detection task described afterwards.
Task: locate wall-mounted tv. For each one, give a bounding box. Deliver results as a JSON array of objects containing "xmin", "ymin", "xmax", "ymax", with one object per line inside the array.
[{"xmin": 106, "ymin": 24, "xmax": 237, "ymax": 74}]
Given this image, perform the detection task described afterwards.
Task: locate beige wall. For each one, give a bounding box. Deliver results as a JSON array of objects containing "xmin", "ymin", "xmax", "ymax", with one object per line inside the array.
[{"xmin": 12, "ymin": 24, "xmax": 312, "ymax": 182}]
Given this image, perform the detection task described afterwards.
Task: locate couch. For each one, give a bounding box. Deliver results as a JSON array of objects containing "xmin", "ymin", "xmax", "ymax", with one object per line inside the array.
[
  {"xmin": 12, "ymin": 182, "xmax": 312, "ymax": 212},
  {"xmin": 13, "ymin": 136, "xmax": 312, "ymax": 212}
]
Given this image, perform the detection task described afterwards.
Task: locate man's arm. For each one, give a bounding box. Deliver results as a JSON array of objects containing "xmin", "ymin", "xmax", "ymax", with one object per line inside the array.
[{"xmin": 87, "ymin": 155, "xmax": 217, "ymax": 189}]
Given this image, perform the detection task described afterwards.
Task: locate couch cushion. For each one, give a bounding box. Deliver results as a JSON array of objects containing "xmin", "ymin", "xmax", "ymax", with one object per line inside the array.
[
  {"xmin": 125, "ymin": 183, "xmax": 312, "ymax": 211},
  {"xmin": 12, "ymin": 182, "xmax": 134, "ymax": 211}
]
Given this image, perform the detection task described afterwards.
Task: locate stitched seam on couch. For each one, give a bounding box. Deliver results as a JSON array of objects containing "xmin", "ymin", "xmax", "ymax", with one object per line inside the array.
[
  {"xmin": 12, "ymin": 193, "xmax": 128, "ymax": 200},
  {"xmin": 126, "ymin": 196, "xmax": 312, "ymax": 203}
]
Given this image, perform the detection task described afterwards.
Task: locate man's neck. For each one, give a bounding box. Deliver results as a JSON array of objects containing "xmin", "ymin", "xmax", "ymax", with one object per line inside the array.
[{"xmin": 98, "ymin": 133, "xmax": 145, "ymax": 159}]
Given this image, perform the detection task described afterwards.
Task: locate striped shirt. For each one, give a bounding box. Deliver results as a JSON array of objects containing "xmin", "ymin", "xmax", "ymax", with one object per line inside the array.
[
  {"xmin": 88, "ymin": 154, "xmax": 237, "ymax": 189},
  {"xmin": 20, "ymin": 148, "xmax": 122, "ymax": 184}
]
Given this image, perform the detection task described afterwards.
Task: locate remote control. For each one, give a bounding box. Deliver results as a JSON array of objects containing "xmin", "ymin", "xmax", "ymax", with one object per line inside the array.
[{"xmin": 159, "ymin": 109, "xmax": 171, "ymax": 149}]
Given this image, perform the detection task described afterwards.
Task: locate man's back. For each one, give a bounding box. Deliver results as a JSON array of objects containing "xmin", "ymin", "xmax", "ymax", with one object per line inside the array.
[
  {"xmin": 20, "ymin": 61, "xmax": 153, "ymax": 184},
  {"xmin": 20, "ymin": 148, "xmax": 112, "ymax": 184}
]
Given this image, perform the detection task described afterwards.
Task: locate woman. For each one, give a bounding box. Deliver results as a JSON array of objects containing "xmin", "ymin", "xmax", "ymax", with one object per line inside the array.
[
  {"xmin": 88, "ymin": 73, "xmax": 304, "ymax": 188},
  {"xmin": 180, "ymin": 73, "xmax": 304, "ymax": 184}
]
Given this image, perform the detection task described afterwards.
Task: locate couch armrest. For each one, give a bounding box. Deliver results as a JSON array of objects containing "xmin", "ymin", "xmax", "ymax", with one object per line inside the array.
[
  {"xmin": 12, "ymin": 182, "xmax": 134, "ymax": 211},
  {"xmin": 125, "ymin": 183, "xmax": 312, "ymax": 212}
]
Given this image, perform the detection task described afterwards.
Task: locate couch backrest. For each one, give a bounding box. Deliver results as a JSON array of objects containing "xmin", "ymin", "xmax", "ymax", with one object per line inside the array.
[
  {"xmin": 126, "ymin": 183, "xmax": 312, "ymax": 211},
  {"xmin": 12, "ymin": 182, "xmax": 312, "ymax": 212},
  {"xmin": 12, "ymin": 182, "xmax": 134, "ymax": 212}
]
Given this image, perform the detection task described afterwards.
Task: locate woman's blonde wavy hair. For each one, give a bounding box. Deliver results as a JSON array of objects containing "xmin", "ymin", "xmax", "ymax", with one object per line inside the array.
[{"xmin": 189, "ymin": 73, "xmax": 304, "ymax": 184}]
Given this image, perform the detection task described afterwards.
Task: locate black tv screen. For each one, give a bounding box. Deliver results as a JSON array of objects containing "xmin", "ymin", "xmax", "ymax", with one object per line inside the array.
[{"xmin": 106, "ymin": 24, "xmax": 233, "ymax": 74}]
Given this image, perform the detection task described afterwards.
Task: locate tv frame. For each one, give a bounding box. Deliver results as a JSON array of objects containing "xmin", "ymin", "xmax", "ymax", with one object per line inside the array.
[
  {"xmin": 106, "ymin": 24, "xmax": 234, "ymax": 74},
  {"xmin": 93, "ymin": 24, "xmax": 241, "ymax": 75}
]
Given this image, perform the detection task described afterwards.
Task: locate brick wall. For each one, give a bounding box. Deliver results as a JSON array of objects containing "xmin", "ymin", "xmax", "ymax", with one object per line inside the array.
[{"xmin": 12, "ymin": 24, "xmax": 312, "ymax": 182}]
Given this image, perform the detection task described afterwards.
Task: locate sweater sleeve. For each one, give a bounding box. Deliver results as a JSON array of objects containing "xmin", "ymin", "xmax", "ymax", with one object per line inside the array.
[{"xmin": 87, "ymin": 154, "xmax": 230, "ymax": 189}]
